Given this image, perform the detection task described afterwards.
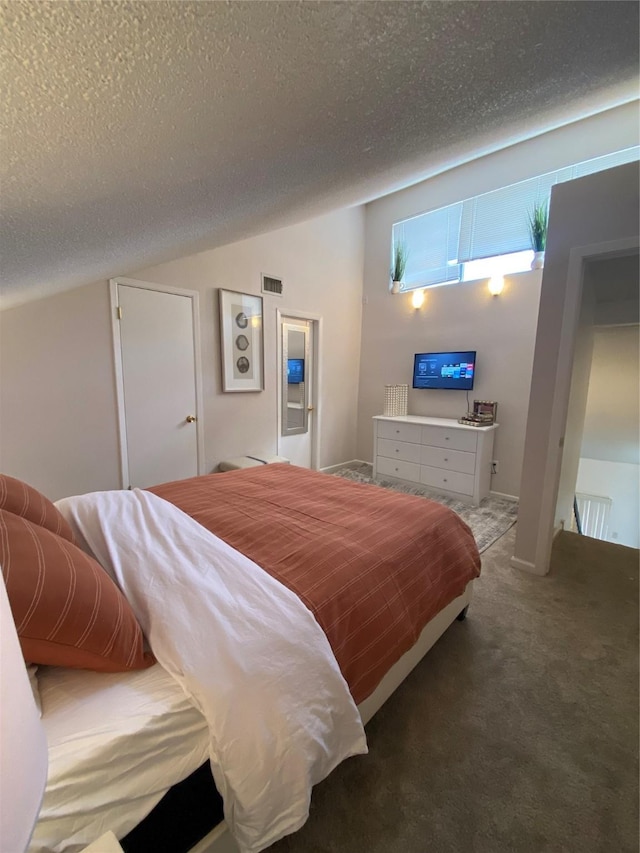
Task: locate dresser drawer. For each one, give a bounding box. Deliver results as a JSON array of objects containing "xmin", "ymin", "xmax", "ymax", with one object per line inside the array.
[
  {"xmin": 421, "ymin": 425, "xmax": 478, "ymax": 453},
  {"xmin": 376, "ymin": 455, "xmax": 421, "ymax": 482},
  {"xmin": 377, "ymin": 420, "xmax": 422, "ymax": 444},
  {"xmin": 420, "ymin": 465, "xmax": 475, "ymax": 496},
  {"xmin": 420, "ymin": 445, "xmax": 476, "ymax": 475},
  {"xmin": 377, "ymin": 438, "xmax": 422, "ymax": 464}
]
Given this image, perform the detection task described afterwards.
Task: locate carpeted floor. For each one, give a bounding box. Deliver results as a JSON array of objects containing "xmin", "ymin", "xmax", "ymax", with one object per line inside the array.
[
  {"xmin": 333, "ymin": 462, "xmax": 518, "ymax": 553},
  {"xmin": 268, "ymin": 527, "xmax": 639, "ymax": 853}
]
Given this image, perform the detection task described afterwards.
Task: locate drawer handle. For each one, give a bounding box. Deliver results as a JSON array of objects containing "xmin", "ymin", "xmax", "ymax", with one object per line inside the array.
[
  {"xmin": 443, "ymin": 478, "xmax": 448, "ymax": 482},
  {"xmin": 395, "ymin": 467, "xmax": 399, "ymax": 472},
  {"xmin": 445, "ymin": 437, "xmax": 450, "ymax": 441},
  {"xmin": 395, "ymin": 449, "xmax": 399, "ymax": 453},
  {"xmin": 444, "ymin": 457, "xmax": 448, "ymax": 462},
  {"xmin": 396, "ymin": 429, "xmax": 400, "ymax": 434}
]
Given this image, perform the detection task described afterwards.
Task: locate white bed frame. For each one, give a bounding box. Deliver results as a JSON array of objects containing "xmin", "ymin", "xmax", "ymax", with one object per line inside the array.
[{"xmin": 188, "ymin": 582, "xmax": 474, "ymax": 853}]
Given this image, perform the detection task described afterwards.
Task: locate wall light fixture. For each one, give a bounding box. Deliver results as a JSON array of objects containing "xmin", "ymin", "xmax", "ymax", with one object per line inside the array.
[
  {"xmin": 488, "ymin": 276, "xmax": 504, "ymax": 296},
  {"xmin": 411, "ymin": 289, "xmax": 425, "ymax": 309}
]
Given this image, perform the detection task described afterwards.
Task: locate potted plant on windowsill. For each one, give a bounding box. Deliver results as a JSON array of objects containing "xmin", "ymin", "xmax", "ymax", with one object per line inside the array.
[
  {"xmin": 390, "ymin": 241, "xmax": 408, "ymax": 294},
  {"xmin": 528, "ymin": 201, "xmax": 548, "ymax": 269}
]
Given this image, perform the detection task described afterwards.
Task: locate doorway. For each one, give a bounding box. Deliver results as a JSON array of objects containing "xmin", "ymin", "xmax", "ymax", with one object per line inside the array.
[
  {"xmin": 277, "ymin": 312, "xmax": 320, "ymax": 468},
  {"xmin": 513, "ymin": 235, "xmax": 639, "ymax": 575},
  {"xmin": 110, "ymin": 277, "xmax": 204, "ymax": 488},
  {"xmin": 562, "ymin": 254, "xmax": 639, "ymax": 548}
]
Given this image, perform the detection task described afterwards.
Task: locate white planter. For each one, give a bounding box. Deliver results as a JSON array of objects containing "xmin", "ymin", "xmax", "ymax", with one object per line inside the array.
[
  {"xmin": 531, "ymin": 251, "xmax": 545, "ymax": 270},
  {"xmin": 390, "ymin": 280, "xmax": 402, "ymax": 294}
]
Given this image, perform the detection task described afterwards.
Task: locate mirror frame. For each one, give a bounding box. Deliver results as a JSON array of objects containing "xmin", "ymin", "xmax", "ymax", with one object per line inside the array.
[{"xmin": 281, "ymin": 320, "xmax": 310, "ymax": 437}]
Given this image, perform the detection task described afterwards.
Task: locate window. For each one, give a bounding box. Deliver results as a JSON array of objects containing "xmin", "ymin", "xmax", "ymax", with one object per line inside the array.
[{"xmin": 392, "ymin": 147, "xmax": 639, "ymax": 290}]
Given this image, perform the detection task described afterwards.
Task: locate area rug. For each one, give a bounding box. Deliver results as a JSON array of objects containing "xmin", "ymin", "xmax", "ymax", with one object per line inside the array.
[{"xmin": 333, "ymin": 463, "xmax": 518, "ymax": 553}]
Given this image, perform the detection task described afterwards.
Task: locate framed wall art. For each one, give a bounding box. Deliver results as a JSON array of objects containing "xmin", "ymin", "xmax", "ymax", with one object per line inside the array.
[{"xmin": 218, "ymin": 289, "xmax": 264, "ymax": 392}]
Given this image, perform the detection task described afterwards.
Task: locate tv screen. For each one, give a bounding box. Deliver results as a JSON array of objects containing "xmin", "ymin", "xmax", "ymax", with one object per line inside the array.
[
  {"xmin": 413, "ymin": 351, "xmax": 476, "ymax": 390},
  {"xmin": 287, "ymin": 358, "xmax": 304, "ymax": 384}
]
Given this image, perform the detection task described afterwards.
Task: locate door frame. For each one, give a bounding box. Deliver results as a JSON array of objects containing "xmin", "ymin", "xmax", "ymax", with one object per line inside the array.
[
  {"xmin": 511, "ymin": 234, "xmax": 639, "ymax": 576},
  {"xmin": 109, "ymin": 277, "xmax": 205, "ymax": 489},
  {"xmin": 276, "ymin": 308, "xmax": 322, "ymax": 470}
]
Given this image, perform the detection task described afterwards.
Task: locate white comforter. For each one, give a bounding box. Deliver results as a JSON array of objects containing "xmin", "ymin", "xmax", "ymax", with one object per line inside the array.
[{"xmin": 56, "ymin": 489, "xmax": 367, "ymax": 853}]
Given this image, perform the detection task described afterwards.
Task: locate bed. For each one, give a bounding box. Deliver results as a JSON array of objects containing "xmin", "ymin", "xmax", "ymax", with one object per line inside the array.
[{"xmin": 0, "ymin": 464, "xmax": 481, "ymax": 853}]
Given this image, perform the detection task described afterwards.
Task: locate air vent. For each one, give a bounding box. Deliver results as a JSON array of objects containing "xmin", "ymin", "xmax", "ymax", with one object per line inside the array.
[{"xmin": 261, "ymin": 274, "xmax": 283, "ymax": 296}]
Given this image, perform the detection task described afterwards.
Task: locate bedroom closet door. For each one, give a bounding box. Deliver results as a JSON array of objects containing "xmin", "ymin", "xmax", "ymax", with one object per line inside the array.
[{"xmin": 111, "ymin": 278, "xmax": 204, "ymax": 489}]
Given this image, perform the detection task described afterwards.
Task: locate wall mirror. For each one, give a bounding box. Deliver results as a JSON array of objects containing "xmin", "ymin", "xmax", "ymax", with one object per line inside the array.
[{"xmin": 281, "ymin": 320, "xmax": 310, "ymax": 436}]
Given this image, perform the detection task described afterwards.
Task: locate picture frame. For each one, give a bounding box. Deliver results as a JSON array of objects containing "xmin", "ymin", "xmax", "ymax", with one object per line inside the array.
[
  {"xmin": 218, "ymin": 289, "xmax": 264, "ymax": 392},
  {"xmin": 473, "ymin": 400, "xmax": 498, "ymax": 423}
]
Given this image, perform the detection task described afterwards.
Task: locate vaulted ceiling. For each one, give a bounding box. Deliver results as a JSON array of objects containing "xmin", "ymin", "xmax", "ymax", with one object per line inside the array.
[{"xmin": 2, "ymin": 1, "xmax": 638, "ymax": 308}]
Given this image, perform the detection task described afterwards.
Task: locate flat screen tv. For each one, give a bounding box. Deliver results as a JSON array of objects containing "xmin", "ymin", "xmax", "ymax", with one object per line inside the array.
[
  {"xmin": 287, "ymin": 358, "xmax": 304, "ymax": 385},
  {"xmin": 412, "ymin": 351, "xmax": 476, "ymax": 390}
]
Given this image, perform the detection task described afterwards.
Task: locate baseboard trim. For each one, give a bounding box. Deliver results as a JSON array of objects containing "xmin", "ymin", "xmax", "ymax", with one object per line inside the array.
[
  {"xmin": 489, "ymin": 490, "xmax": 519, "ymax": 502},
  {"xmin": 510, "ymin": 555, "xmax": 547, "ymax": 576},
  {"xmin": 320, "ymin": 460, "xmax": 369, "ymax": 474}
]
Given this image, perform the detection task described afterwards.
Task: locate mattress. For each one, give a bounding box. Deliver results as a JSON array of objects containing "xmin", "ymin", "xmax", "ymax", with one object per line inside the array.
[{"xmin": 29, "ymin": 663, "xmax": 209, "ymax": 853}]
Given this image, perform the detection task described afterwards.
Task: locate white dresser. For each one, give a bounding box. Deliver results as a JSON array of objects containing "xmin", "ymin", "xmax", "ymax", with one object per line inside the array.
[{"xmin": 372, "ymin": 415, "xmax": 498, "ymax": 505}]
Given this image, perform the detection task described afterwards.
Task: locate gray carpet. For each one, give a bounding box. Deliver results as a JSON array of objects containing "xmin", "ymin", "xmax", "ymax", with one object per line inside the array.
[
  {"xmin": 333, "ymin": 463, "xmax": 518, "ymax": 553},
  {"xmin": 269, "ymin": 527, "xmax": 639, "ymax": 853}
]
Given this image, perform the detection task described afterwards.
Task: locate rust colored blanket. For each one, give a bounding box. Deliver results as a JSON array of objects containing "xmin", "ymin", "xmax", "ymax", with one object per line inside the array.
[{"xmin": 149, "ymin": 464, "xmax": 480, "ymax": 705}]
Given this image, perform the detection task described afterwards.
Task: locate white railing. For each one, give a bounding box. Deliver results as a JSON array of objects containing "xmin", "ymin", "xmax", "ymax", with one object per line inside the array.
[{"xmin": 572, "ymin": 492, "xmax": 613, "ymax": 540}]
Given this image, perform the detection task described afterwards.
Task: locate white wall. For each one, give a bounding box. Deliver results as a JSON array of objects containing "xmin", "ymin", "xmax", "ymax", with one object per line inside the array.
[
  {"xmin": 357, "ymin": 272, "xmax": 541, "ymax": 498},
  {"xmin": 576, "ymin": 458, "xmax": 639, "ymax": 549},
  {"xmin": 358, "ymin": 103, "xmax": 638, "ymax": 499},
  {"xmin": 0, "ymin": 283, "xmax": 121, "ymax": 500},
  {"xmin": 0, "ymin": 207, "xmax": 365, "ymax": 500},
  {"xmin": 581, "ymin": 324, "xmax": 640, "ymax": 464}
]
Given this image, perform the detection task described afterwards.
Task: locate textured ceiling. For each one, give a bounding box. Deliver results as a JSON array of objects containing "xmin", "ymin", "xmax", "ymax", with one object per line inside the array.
[{"xmin": 1, "ymin": 1, "xmax": 638, "ymax": 308}]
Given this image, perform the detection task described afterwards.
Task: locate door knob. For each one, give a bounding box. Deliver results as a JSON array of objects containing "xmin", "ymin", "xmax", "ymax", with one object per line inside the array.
[
  {"xmin": 307, "ymin": 405, "xmax": 315, "ymax": 412},
  {"xmin": 186, "ymin": 415, "xmax": 197, "ymax": 423}
]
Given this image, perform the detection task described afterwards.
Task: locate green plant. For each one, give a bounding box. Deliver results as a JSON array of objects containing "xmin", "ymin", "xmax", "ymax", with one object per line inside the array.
[
  {"xmin": 528, "ymin": 202, "xmax": 548, "ymax": 252},
  {"xmin": 391, "ymin": 241, "xmax": 408, "ymax": 281}
]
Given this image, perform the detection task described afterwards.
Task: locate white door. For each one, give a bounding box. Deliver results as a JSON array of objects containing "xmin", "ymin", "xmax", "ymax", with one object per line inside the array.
[
  {"xmin": 112, "ymin": 280, "xmax": 202, "ymax": 488},
  {"xmin": 278, "ymin": 317, "xmax": 316, "ymax": 468}
]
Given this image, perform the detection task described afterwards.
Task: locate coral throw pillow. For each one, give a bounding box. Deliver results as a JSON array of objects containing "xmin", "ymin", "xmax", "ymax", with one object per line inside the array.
[
  {"xmin": 0, "ymin": 474, "xmax": 76, "ymax": 544},
  {"xmin": 0, "ymin": 509, "xmax": 154, "ymax": 672}
]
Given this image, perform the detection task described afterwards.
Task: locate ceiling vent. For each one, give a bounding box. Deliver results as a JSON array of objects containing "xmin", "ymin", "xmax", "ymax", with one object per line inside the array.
[{"xmin": 261, "ymin": 274, "xmax": 283, "ymax": 296}]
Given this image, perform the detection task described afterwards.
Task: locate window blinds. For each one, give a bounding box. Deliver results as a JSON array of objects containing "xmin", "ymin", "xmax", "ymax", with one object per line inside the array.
[
  {"xmin": 395, "ymin": 203, "xmax": 462, "ymax": 288},
  {"xmin": 393, "ymin": 147, "xmax": 639, "ymax": 289}
]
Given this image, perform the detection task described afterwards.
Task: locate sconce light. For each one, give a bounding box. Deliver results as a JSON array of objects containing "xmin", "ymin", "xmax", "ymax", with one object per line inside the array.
[
  {"xmin": 488, "ymin": 276, "xmax": 504, "ymax": 296},
  {"xmin": 411, "ymin": 289, "xmax": 425, "ymax": 309}
]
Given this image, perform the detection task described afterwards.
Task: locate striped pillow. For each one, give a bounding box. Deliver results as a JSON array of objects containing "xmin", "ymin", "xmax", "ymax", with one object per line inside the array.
[
  {"xmin": 0, "ymin": 474, "xmax": 76, "ymax": 544},
  {"xmin": 0, "ymin": 509, "xmax": 154, "ymax": 672}
]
